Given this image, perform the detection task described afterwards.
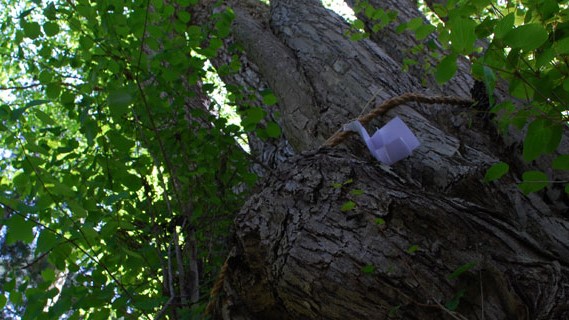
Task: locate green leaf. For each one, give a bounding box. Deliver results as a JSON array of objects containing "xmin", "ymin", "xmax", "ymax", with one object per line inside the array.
[
  {"xmin": 445, "ymin": 289, "xmax": 465, "ymax": 311},
  {"xmin": 509, "ymin": 77, "xmax": 534, "ymax": 100},
  {"xmin": 407, "ymin": 244, "xmax": 419, "ymax": 254},
  {"xmin": 43, "ymin": 3, "xmax": 57, "ymax": 20},
  {"xmin": 5, "ymin": 215, "xmax": 36, "ymax": 244},
  {"xmin": 406, "ymin": 17, "xmax": 425, "ymax": 31},
  {"xmin": 34, "ymin": 109, "xmax": 56, "ymax": 126},
  {"xmin": 0, "ymin": 294, "xmax": 6, "ymax": 309},
  {"xmin": 538, "ymin": 0, "xmax": 559, "ymax": 20},
  {"xmin": 81, "ymin": 119, "xmax": 99, "ymax": 146},
  {"xmin": 494, "ymin": 12, "xmax": 515, "ymax": 39},
  {"xmin": 22, "ymin": 21, "xmax": 42, "ymax": 39},
  {"xmin": 523, "ymin": 119, "xmax": 561, "ymax": 161},
  {"xmin": 415, "ymin": 24, "xmax": 435, "ymax": 40},
  {"xmin": 484, "ymin": 162, "xmax": 509, "ymax": 182},
  {"xmin": 47, "ymin": 181, "xmax": 75, "ymax": 197},
  {"xmin": 349, "ymin": 189, "xmax": 364, "ymax": 196},
  {"xmin": 361, "ymin": 264, "xmax": 375, "ymax": 274},
  {"xmin": 36, "ymin": 230, "xmax": 58, "ymax": 253},
  {"xmin": 475, "ymin": 17, "xmax": 496, "ymax": 38},
  {"xmin": 448, "ymin": 17, "xmax": 476, "ymax": 54},
  {"xmin": 67, "ymin": 200, "xmax": 87, "ymax": 218},
  {"xmin": 262, "ymin": 93, "xmax": 278, "ymax": 106},
  {"xmin": 242, "ymin": 107, "xmax": 265, "ymax": 128},
  {"xmin": 45, "ymin": 83, "xmax": 61, "ymax": 99},
  {"xmin": 544, "ymin": 124, "xmax": 562, "ymax": 153},
  {"xmin": 375, "ymin": 218, "xmax": 385, "ymax": 225},
  {"xmin": 435, "ymin": 54, "xmax": 457, "ymax": 83},
  {"xmin": 41, "ymin": 268, "xmax": 56, "ymax": 282},
  {"xmin": 504, "ymin": 24, "xmax": 548, "ymax": 51},
  {"xmin": 177, "ymin": 11, "xmax": 191, "ymax": 23},
  {"xmin": 43, "ymin": 21, "xmax": 59, "ymax": 36},
  {"xmin": 26, "ymin": 99, "xmax": 50, "ymax": 108},
  {"xmin": 340, "ymin": 200, "xmax": 356, "ymax": 212},
  {"xmin": 553, "ymin": 155, "xmax": 569, "ymax": 170},
  {"xmin": 553, "ymin": 37, "xmax": 569, "ymax": 55},
  {"xmin": 107, "ymin": 130, "xmax": 135, "ymax": 151},
  {"xmin": 18, "ymin": 7, "xmax": 35, "ymax": 18},
  {"xmin": 107, "ymin": 89, "xmax": 133, "ymax": 117},
  {"xmin": 482, "ymin": 66, "xmax": 496, "ymax": 105},
  {"xmin": 265, "ymin": 122, "xmax": 281, "ymax": 138},
  {"xmin": 447, "ymin": 261, "xmax": 476, "ymax": 280},
  {"xmin": 518, "ymin": 170, "xmax": 549, "ymax": 194}
]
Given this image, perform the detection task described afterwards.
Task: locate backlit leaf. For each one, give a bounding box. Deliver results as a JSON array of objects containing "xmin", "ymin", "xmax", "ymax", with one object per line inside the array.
[
  {"xmin": 5, "ymin": 215, "xmax": 35, "ymax": 244},
  {"xmin": 494, "ymin": 13, "xmax": 514, "ymax": 39},
  {"xmin": 41, "ymin": 268, "xmax": 56, "ymax": 282},
  {"xmin": 448, "ymin": 17, "xmax": 476, "ymax": 54},
  {"xmin": 36, "ymin": 230, "xmax": 58, "ymax": 253},
  {"xmin": 43, "ymin": 21, "xmax": 59, "ymax": 36},
  {"xmin": 34, "ymin": 109, "xmax": 56, "ymax": 126},
  {"xmin": 22, "ymin": 21, "xmax": 42, "ymax": 39},
  {"xmin": 504, "ymin": 24, "xmax": 548, "ymax": 51},
  {"xmin": 435, "ymin": 54, "xmax": 457, "ymax": 83}
]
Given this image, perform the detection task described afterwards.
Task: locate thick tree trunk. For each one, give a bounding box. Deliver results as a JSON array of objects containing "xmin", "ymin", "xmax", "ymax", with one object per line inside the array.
[{"xmin": 205, "ymin": 0, "xmax": 569, "ymax": 319}]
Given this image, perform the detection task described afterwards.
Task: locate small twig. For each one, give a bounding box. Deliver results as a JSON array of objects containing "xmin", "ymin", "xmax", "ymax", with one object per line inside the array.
[
  {"xmin": 174, "ymin": 229, "xmax": 188, "ymax": 306},
  {"xmin": 154, "ymin": 296, "xmax": 174, "ymax": 320}
]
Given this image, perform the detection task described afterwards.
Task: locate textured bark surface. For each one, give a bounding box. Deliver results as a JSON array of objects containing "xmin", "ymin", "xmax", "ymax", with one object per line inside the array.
[
  {"xmin": 226, "ymin": 148, "xmax": 569, "ymax": 320},
  {"xmin": 203, "ymin": 0, "xmax": 569, "ymax": 319}
]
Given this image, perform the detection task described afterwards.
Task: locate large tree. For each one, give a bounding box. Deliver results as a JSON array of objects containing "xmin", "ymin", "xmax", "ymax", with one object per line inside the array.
[
  {"xmin": 204, "ymin": 1, "xmax": 569, "ymax": 319},
  {"xmin": 1, "ymin": 0, "xmax": 568, "ymax": 319}
]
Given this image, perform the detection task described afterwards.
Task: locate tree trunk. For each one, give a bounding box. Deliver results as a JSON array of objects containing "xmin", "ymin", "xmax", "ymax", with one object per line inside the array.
[{"xmin": 205, "ymin": 0, "xmax": 569, "ymax": 319}]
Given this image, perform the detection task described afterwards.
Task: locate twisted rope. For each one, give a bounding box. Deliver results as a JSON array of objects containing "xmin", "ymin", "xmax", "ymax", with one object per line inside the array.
[
  {"xmin": 322, "ymin": 93, "xmax": 474, "ymax": 147},
  {"xmin": 205, "ymin": 258, "xmax": 229, "ymax": 316}
]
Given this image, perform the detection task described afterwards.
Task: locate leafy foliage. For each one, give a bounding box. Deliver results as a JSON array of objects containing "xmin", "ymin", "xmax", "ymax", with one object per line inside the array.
[
  {"xmin": 0, "ymin": 0, "xmax": 254, "ymax": 318},
  {"xmin": 353, "ymin": 0, "xmax": 569, "ymax": 194},
  {"xmin": 433, "ymin": 0, "xmax": 569, "ymax": 193}
]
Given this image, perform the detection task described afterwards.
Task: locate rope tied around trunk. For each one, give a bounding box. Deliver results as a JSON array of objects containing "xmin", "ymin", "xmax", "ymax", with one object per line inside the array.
[{"xmin": 322, "ymin": 93, "xmax": 475, "ymax": 147}]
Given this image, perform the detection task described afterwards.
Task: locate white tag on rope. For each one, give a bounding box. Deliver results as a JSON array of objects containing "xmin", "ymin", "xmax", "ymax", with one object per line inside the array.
[{"xmin": 343, "ymin": 117, "xmax": 420, "ymax": 165}]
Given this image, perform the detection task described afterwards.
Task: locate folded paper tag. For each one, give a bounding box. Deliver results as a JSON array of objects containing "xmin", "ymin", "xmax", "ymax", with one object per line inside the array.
[{"xmin": 343, "ymin": 117, "xmax": 420, "ymax": 165}]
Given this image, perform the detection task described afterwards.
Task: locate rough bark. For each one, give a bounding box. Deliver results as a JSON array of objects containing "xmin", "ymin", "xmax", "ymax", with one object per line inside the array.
[
  {"xmin": 205, "ymin": 0, "xmax": 569, "ymax": 319},
  {"xmin": 226, "ymin": 148, "xmax": 569, "ymax": 319}
]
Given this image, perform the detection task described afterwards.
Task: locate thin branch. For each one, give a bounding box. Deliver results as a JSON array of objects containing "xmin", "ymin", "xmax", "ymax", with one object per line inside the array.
[
  {"xmin": 174, "ymin": 228, "xmax": 189, "ymax": 306},
  {"xmin": 0, "ymin": 83, "xmax": 43, "ymax": 91},
  {"xmin": 154, "ymin": 296, "xmax": 174, "ymax": 320}
]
